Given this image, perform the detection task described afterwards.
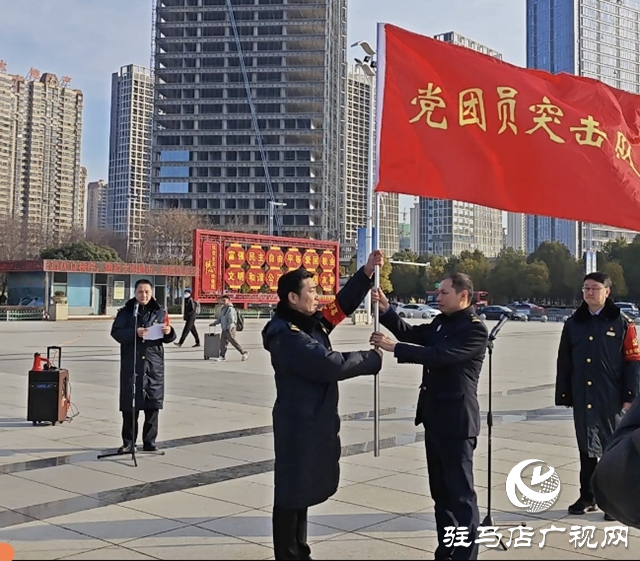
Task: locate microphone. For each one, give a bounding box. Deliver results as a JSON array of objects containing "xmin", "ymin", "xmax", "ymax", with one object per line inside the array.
[{"xmin": 133, "ymin": 302, "xmax": 139, "ymax": 318}]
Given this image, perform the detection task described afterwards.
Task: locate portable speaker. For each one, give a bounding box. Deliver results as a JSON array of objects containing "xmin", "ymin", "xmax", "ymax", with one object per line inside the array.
[{"xmin": 27, "ymin": 346, "xmax": 70, "ymax": 426}]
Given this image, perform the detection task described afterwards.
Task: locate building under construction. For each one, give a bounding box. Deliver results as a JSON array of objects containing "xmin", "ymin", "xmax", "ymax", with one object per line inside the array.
[
  {"xmin": 150, "ymin": 0, "xmax": 347, "ymax": 241},
  {"xmin": 0, "ymin": 64, "xmax": 85, "ymax": 244}
]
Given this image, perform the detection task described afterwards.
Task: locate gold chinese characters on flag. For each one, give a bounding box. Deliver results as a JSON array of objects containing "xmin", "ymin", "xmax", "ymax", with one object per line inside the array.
[{"xmin": 375, "ymin": 24, "xmax": 640, "ymax": 231}]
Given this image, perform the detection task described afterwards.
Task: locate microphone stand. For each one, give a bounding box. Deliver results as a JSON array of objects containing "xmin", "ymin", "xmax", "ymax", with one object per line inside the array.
[
  {"xmin": 481, "ymin": 314, "xmax": 523, "ymax": 549},
  {"xmin": 98, "ymin": 302, "xmax": 139, "ymax": 467}
]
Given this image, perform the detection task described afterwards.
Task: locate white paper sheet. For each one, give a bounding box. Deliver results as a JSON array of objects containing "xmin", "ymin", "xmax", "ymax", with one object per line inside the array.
[{"xmin": 144, "ymin": 323, "xmax": 165, "ymax": 341}]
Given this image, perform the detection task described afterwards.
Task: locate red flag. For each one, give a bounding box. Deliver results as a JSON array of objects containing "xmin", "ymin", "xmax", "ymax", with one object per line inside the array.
[{"xmin": 375, "ymin": 24, "xmax": 640, "ymax": 231}]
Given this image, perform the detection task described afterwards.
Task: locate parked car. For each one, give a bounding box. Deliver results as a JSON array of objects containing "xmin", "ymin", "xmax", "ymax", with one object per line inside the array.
[
  {"xmin": 397, "ymin": 303, "xmax": 441, "ymax": 319},
  {"xmin": 479, "ymin": 305, "xmax": 527, "ymax": 321},
  {"xmin": 615, "ymin": 302, "xmax": 640, "ymax": 319},
  {"xmin": 508, "ymin": 302, "xmax": 546, "ymax": 317}
]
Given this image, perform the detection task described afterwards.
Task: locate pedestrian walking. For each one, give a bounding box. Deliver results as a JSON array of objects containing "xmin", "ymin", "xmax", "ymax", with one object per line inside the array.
[
  {"xmin": 210, "ymin": 295, "xmax": 248, "ymax": 362},
  {"xmin": 370, "ymin": 272, "xmax": 488, "ymax": 561},
  {"xmin": 556, "ymin": 271, "xmax": 640, "ymax": 519},
  {"xmin": 262, "ymin": 251, "xmax": 384, "ymax": 560},
  {"xmin": 175, "ymin": 288, "xmax": 201, "ymax": 348}
]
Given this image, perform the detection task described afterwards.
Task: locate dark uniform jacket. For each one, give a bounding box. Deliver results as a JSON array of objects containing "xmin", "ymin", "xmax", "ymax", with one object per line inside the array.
[
  {"xmin": 592, "ymin": 396, "xmax": 640, "ymax": 529},
  {"xmin": 555, "ymin": 299, "xmax": 640, "ymax": 457},
  {"xmin": 111, "ymin": 298, "xmax": 176, "ymax": 412},
  {"xmin": 380, "ymin": 305, "xmax": 488, "ymax": 440},
  {"xmin": 261, "ymin": 268, "xmax": 383, "ymax": 509}
]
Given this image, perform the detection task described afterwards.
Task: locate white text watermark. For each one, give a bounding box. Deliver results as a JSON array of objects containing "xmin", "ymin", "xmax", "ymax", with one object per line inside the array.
[{"xmin": 444, "ymin": 525, "xmax": 629, "ymax": 549}]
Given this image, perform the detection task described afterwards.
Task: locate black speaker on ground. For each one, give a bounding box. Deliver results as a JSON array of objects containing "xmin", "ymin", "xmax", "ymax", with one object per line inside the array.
[{"xmin": 27, "ymin": 346, "xmax": 70, "ymax": 426}]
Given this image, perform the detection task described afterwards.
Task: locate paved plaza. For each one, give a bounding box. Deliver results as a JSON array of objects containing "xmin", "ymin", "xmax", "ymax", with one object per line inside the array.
[{"xmin": 0, "ymin": 317, "xmax": 637, "ymax": 560}]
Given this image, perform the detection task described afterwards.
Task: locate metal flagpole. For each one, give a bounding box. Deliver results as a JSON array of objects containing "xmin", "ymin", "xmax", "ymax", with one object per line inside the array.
[{"xmin": 353, "ymin": 31, "xmax": 381, "ymax": 456}]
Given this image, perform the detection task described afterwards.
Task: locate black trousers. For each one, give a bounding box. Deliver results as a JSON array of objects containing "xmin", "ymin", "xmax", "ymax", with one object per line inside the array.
[
  {"xmin": 121, "ymin": 408, "xmax": 159, "ymax": 446},
  {"xmin": 272, "ymin": 506, "xmax": 311, "ymax": 560},
  {"xmin": 426, "ymin": 436, "xmax": 479, "ymax": 561},
  {"xmin": 580, "ymin": 452, "xmax": 599, "ymax": 503},
  {"xmin": 179, "ymin": 317, "xmax": 200, "ymax": 345}
]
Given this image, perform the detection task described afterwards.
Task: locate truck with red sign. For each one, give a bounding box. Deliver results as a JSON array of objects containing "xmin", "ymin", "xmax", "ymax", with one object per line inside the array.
[{"xmin": 192, "ymin": 229, "xmax": 340, "ymax": 305}]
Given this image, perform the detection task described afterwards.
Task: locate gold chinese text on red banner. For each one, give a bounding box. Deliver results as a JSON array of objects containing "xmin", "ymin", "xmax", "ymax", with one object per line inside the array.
[{"xmin": 376, "ymin": 24, "xmax": 640, "ymax": 231}]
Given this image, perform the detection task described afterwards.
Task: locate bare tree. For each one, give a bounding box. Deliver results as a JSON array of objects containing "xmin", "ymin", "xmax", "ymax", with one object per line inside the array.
[
  {"xmin": 0, "ymin": 216, "xmax": 44, "ymax": 261},
  {"xmin": 134, "ymin": 209, "xmax": 211, "ymax": 265}
]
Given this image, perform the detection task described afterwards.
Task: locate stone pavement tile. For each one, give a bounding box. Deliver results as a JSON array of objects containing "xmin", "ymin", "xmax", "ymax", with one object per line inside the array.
[
  {"xmin": 185, "ymin": 478, "xmax": 274, "ymax": 510},
  {"xmin": 234, "ymin": 434, "xmax": 274, "ymax": 451},
  {"xmin": 0, "ymin": 474, "xmax": 80, "ymax": 510},
  {"xmin": 182, "ymin": 441, "xmax": 273, "ymax": 463},
  {"xmin": 479, "ymin": 447, "xmax": 576, "ymax": 468},
  {"xmin": 0, "ymin": 520, "xmax": 108, "ymax": 558},
  {"xmin": 372, "ymin": 444, "xmax": 426, "ymax": 462},
  {"xmin": 196, "ymin": 509, "xmax": 272, "ymax": 544},
  {"xmin": 123, "ymin": 490, "xmax": 253, "ymax": 525},
  {"xmin": 380, "ymin": 536, "xmax": 437, "ymax": 554},
  {"xmin": 59, "ymin": 434, "xmax": 124, "ymax": 450},
  {"xmin": 340, "ymin": 451, "xmax": 425, "ymax": 473},
  {"xmin": 151, "ymin": 448, "xmax": 246, "ymax": 473},
  {"xmin": 332, "ymin": 482, "xmax": 433, "ymax": 515},
  {"xmin": 13, "ymin": 464, "xmax": 141, "ymax": 496},
  {"xmin": 239, "ymin": 472, "xmax": 274, "ymax": 487},
  {"xmin": 300, "ymin": 500, "xmax": 397, "ymax": 533},
  {"xmin": 493, "ymin": 427, "xmax": 577, "ymax": 448},
  {"xmin": 45, "ymin": 504, "xmax": 187, "ymax": 544},
  {"xmin": 0, "ymin": 451, "xmax": 43, "ymax": 466},
  {"xmin": 357, "ymin": 513, "xmax": 438, "ymax": 539},
  {"xmin": 365, "ymin": 472, "xmax": 431, "ymax": 497},
  {"xmin": 122, "ymin": 525, "xmax": 272, "ymax": 560},
  {"xmin": 309, "ymin": 531, "xmax": 432, "ymax": 560},
  {"xmin": 78, "ymin": 457, "xmax": 201, "ymax": 483},
  {"xmin": 339, "ymin": 462, "xmax": 399, "ymax": 485},
  {"xmin": 57, "ymin": 545, "xmax": 159, "ymax": 560}
]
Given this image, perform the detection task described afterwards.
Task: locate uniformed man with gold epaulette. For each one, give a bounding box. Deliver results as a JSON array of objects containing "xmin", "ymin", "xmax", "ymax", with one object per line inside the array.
[
  {"xmin": 371, "ymin": 272, "xmax": 488, "ymax": 561},
  {"xmin": 262, "ymin": 251, "xmax": 384, "ymax": 560},
  {"xmin": 556, "ymin": 271, "xmax": 640, "ymax": 519}
]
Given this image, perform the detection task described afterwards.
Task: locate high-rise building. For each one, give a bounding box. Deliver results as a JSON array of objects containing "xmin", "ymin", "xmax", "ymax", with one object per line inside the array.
[
  {"xmin": 87, "ymin": 180, "xmax": 108, "ymax": 232},
  {"xmin": 0, "ymin": 67, "xmax": 84, "ymax": 242},
  {"xmin": 526, "ymin": 0, "xmax": 639, "ymax": 255},
  {"xmin": 107, "ymin": 64, "xmax": 154, "ymax": 249},
  {"xmin": 418, "ymin": 32, "xmax": 504, "ymax": 258},
  {"xmin": 410, "ymin": 203, "xmax": 421, "ymax": 253},
  {"xmin": 507, "ymin": 212, "xmax": 527, "ymax": 252},
  {"xmin": 343, "ymin": 66, "xmax": 398, "ymax": 261},
  {"xmin": 150, "ymin": 0, "xmax": 347, "ymax": 240}
]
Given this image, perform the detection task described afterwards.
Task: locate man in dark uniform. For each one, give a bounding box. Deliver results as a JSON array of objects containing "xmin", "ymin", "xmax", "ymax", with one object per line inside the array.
[
  {"xmin": 371, "ymin": 272, "xmax": 488, "ymax": 561},
  {"xmin": 262, "ymin": 251, "xmax": 384, "ymax": 560},
  {"xmin": 555, "ymin": 271, "xmax": 640, "ymax": 518},
  {"xmin": 111, "ymin": 279, "xmax": 176, "ymax": 452},
  {"xmin": 592, "ymin": 394, "xmax": 640, "ymax": 528}
]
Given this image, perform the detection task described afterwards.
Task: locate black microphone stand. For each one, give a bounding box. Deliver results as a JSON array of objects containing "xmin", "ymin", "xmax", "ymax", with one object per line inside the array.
[
  {"xmin": 98, "ymin": 303, "xmax": 139, "ymax": 467},
  {"xmin": 481, "ymin": 314, "xmax": 523, "ymax": 550}
]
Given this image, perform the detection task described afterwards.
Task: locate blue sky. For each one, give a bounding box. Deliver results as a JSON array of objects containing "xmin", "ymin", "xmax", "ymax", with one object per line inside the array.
[{"xmin": 0, "ymin": 0, "xmax": 525, "ymax": 218}]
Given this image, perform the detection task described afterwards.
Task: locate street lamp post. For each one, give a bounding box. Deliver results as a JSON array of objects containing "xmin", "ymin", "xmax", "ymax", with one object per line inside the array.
[{"xmin": 268, "ymin": 201, "xmax": 287, "ymax": 237}]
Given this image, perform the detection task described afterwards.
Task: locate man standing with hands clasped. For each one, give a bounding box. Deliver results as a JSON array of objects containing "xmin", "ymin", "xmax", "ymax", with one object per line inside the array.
[
  {"xmin": 370, "ymin": 272, "xmax": 488, "ymax": 561},
  {"xmin": 556, "ymin": 271, "xmax": 640, "ymax": 519}
]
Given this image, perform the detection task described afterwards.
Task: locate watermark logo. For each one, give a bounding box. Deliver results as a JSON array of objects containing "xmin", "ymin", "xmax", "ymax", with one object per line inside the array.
[
  {"xmin": 506, "ymin": 459, "xmax": 561, "ymax": 513},
  {"xmin": 0, "ymin": 543, "xmax": 14, "ymax": 561}
]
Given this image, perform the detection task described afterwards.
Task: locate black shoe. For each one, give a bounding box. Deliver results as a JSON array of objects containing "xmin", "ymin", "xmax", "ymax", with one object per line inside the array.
[
  {"xmin": 193, "ymin": 343, "xmax": 201, "ymax": 347},
  {"xmin": 568, "ymin": 498, "xmax": 598, "ymax": 515},
  {"xmin": 604, "ymin": 513, "xmax": 615, "ymax": 521},
  {"xmin": 117, "ymin": 443, "xmax": 136, "ymax": 454},
  {"xmin": 143, "ymin": 443, "xmax": 158, "ymax": 452}
]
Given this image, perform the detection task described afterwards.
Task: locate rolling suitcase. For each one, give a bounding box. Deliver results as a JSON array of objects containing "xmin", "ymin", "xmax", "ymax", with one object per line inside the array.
[{"xmin": 204, "ymin": 326, "xmax": 220, "ymax": 360}]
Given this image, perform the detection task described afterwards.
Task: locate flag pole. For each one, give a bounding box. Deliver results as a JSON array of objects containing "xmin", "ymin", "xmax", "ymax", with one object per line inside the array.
[{"xmin": 353, "ymin": 29, "xmax": 382, "ymax": 456}]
